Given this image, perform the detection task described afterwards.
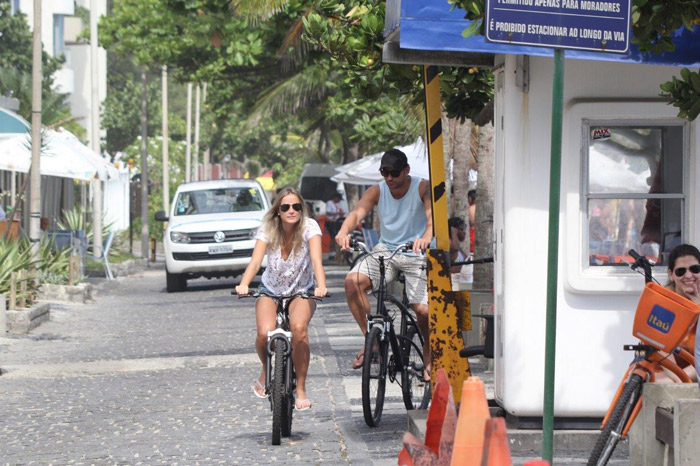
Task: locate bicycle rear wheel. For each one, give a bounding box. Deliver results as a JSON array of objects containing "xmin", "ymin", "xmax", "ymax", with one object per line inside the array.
[
  {"xmin": 401, "ymin": 324, "xmax": 431, "ymax": 410},
  {"xmin": 362, "ymin": 326, "xmax": 388, "ymax": 427},
  {"xmin": 587, "ymin": 374, "xmax": 644, "ymax": 466},
  {"xmin": 271, "ymin": 342, "xmax": 285, "ymax": 445},
  {"xmin": 281, "ymin": 359, "xmax": 294, "ymax": 437}
]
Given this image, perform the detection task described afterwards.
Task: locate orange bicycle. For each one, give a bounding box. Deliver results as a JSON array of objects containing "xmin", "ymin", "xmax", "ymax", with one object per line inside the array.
[{"xmin": 588, "ymin": 250, "xmax": 700, "ymax": 466}]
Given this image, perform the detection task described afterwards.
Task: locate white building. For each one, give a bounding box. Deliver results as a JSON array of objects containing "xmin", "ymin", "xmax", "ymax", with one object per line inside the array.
[
  {"xmin": 15, "ymin": 0, "xmax": 107, "ymax": 148},
  {"xmin": 384, "ymin": 0, "xmax": 700, "ymax": 423}
]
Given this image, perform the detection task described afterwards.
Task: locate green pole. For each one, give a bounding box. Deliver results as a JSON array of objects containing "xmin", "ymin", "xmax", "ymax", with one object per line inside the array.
[{"xmin": 542, "ymin": 48, "xmax": 565, "ymax": 463}]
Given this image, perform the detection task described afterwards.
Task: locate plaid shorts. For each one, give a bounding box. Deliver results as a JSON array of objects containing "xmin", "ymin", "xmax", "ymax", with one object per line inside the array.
[{"xmin": 348, "ymin": 243, "xmax": 428, "ymax": 305}]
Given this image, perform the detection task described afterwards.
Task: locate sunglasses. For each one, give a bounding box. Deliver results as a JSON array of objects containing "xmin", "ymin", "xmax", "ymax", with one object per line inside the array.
[
  {"xmin": 673, "ymin": 265, "xmax": 700, "ymax": 277},
  {"xmin": 280, "ymin": 203, "xmax": 303, "ymax": 213},
  {"xmin": 379, "ymin": 167, "xmax": 404, "ymax": 178}
]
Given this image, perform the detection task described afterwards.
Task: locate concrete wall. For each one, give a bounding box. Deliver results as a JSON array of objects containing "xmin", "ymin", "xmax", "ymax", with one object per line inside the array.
[{"xmin": 493, "ymin": 54, "xmax": 698, "ymax": 416}]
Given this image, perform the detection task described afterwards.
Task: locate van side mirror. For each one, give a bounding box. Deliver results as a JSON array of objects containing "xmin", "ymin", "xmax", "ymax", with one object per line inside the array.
[{"xmin": 154, "ymin": 210, "xmax": 169, "ymax": 222}]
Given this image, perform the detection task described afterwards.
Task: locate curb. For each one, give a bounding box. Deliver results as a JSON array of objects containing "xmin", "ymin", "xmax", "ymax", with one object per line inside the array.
[{"xmin": 5, "ymin": 302, "xmax": 51, "ymax": 334}]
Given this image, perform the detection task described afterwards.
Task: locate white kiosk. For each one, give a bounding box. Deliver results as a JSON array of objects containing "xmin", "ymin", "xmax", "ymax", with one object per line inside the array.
[{"xmin": 385, "ymin": 1, "xmax": 700, "ymax": 422}]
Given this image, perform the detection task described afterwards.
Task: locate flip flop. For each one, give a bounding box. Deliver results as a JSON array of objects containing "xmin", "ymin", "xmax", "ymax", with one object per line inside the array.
[
  {"xmin": 352, "ymin": 352, "xmax": 364, "ymax": 370},
  {"xmin": 295, "ymin": 398, "xmax": 312, "ymax": 411},
  {"xmin": 252, "ymin": 380, "xmax": 268, "ymax": 399}
]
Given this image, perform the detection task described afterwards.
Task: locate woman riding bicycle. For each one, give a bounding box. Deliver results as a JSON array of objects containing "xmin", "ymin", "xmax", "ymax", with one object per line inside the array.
[{"xmin": 235, "ymin": 187, "xmax": 328, "ymax": 411}]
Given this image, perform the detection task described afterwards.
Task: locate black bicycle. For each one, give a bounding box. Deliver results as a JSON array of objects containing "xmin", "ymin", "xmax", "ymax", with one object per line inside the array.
[
  {"xmin": 350, "ymin": 239, "xmax": 431, "ymax": 427},
  {"xmin": 233, "ymin": 289, "xmax": 325, "ymax": 445}
]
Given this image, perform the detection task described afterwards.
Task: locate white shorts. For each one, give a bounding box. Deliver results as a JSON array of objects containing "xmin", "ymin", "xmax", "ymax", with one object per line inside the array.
[{"xmin": 348, "ymin": 243, "xmax": 428, "ymax": 306}]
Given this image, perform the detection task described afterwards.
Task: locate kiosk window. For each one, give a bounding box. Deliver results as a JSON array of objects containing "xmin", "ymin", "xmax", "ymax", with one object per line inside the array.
[{"xmin": 584, "ymin": 124, "xmax": 685, "ymax": 267}]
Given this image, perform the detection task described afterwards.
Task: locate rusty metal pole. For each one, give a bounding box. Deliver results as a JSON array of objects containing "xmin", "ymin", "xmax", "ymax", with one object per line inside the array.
[{"xmin": 422, "ymin": 65, "xmax": 471, "ymax": 402}]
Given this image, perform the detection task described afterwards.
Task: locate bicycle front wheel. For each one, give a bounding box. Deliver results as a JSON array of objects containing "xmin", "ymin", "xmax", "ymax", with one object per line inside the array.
[
  {"xmin": 271, "ymin": 341, "xmax": 286, "ymax": 445},
  {"xmin": 587, "ymin": 374, "xmax": 644, "ymax": 466},
  {"xmin": 401, "ymin": 324, "xmax": 430, "ymax": 410},
  {"xmin": 362, "ymin": 326, "xmax": 388, "ymax": 427},
  {"xmin": 281, "ymin": 359, "xmax": 294, "ymax": 437}
]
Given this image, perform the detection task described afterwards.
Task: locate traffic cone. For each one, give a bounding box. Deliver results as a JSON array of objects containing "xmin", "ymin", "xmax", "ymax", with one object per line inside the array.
[
  {"xmin": 523, "ymin": 461, "xmax": 550, "ymax": 465},
  {"xmin": 450, "ymin": 376, "xmax": 490, "ymax": 466},
  {"xmin": 480, "ymin": 418, "xmax": 512, "ymax": 466},
  {"xmin": 399, "ymin": 369, "xmax": 457, "ymax": 465}
]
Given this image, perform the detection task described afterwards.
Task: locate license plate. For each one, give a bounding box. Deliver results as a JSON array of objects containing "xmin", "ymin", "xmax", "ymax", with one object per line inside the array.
[{"xmin": 208, "ymin": 244, "xmax": 233, "ymax": 255}]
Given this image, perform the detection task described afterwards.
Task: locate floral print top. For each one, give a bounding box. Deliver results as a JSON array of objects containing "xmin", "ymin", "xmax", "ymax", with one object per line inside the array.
[{"xmin": 255, "ymin": 218, "xmax": 322, "ymax": 295}]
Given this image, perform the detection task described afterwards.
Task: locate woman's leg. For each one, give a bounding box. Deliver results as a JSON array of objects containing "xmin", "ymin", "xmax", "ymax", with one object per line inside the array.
[
  {"xmin": 288, "ymin": 297, "xmax": 316, "ymax": 405},
  {"xmin": 254, "ymin": 296, "xmax": 278, "ymax": 393}
]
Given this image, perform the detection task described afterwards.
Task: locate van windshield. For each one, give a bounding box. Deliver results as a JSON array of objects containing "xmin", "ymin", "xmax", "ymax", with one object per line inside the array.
[
  {"xmin": 173, "ymin": 187, "xmax": 265, "ymax": 216},
  {"xmin": 299, "ymin": 176, "xmax": 338, "ymax": 202}
]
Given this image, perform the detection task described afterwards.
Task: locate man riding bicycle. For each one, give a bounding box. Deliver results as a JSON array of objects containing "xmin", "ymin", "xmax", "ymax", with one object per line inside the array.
[{"xmin": 335, "ymin": 148, "xmax": 433, "ymax": 376}]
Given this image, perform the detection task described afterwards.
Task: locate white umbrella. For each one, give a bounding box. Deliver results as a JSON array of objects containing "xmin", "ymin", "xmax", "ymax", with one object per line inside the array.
[
  {"xmin": 332, "ymin": 138, "xmax": 430, "ymax": 185},
  {"xmin": 0, "ymin": 129, "xmax": 116, "ymax": 181}
]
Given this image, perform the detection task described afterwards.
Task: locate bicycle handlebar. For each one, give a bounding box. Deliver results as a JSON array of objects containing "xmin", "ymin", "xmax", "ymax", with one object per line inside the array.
[
  {"xmin": 453, "ymin": 257, "xmax": 494, "ymax": 267},
  {"xmin": 627, "ymin": 249, "xmax": 653, "ymax": 284},
  {"xmin": 231, "ymin": 290, "xmax": 329, "ymax": 300},
  {"xmin": 348, "ymin": 238, "xmax": 414, "ymax": 259}
]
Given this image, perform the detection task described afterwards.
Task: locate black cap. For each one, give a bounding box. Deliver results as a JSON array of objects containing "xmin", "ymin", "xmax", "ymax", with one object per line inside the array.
[
  {"xmin": 332, "ymin": 191, "xmax": 343, "ymax": 200},
  {"xmin": 379, "ymin": 149, "xmax": 408, "ymax": 171}
]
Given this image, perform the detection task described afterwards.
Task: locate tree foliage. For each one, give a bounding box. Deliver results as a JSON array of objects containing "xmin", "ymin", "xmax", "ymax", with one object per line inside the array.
[
  {"xmin": 0, "ymin": 1, "xmax": 63, "ymax": 91},
  {"xmin": 450, "ymin": 0, "xmax": 700, "ymax": 120},
  {"xmin": 98, "ymin": 0, "xmax": 430, "ymax": 182},
  {"xmin": 302, "ymin": 0, "xmax": 494, "ymax": 123}
]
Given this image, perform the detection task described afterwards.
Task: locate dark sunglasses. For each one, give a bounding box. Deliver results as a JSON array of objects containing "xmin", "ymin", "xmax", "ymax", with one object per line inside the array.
[
  {"xmin": 379, "ymin": 167, "xmax": 404, "ymax": 178},
  {"xmin": 280, "ymin": 203, "xmax": 303, "ymax": 213},
  {"xmin": 673, "ymin": 265, "xmax": 700, "ymax": 277}
]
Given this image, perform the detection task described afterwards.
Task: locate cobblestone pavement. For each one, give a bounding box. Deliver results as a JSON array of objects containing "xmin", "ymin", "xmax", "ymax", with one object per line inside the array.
[{"xmin": 0, "ymin": 264, "xmax": 418, "ymax": 465}]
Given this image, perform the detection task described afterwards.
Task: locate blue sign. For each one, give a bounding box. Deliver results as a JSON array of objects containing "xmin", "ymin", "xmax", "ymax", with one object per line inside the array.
[
  {"xmin": 485, "ymin": 0, "xmax": 631, "ymax": 53},
  {"xmin": 647, "ymin": 304, "xmax": 675, "ymax": 334}
]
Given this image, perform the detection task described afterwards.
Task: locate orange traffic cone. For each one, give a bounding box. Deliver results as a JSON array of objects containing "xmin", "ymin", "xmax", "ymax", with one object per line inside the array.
[
  {"xmin": 480, "ymin": 418, "xmax": 512, "ymax": 466},
  {"xmin": 399, "ymin": 369, "xmax": 457, "ymax": 465},
  {"xmin": 523, "ymin": 461, "xmax": 550, "ymax": 465},
  {"xmin": 450, "ymin": 376, "xmax": 490, "ymax": 466}
]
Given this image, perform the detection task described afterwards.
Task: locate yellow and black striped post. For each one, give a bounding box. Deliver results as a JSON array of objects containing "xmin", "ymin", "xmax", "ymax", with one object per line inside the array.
[{"xmin": 422, "ymin": 65, "xmax": 471, "ymax": 402}]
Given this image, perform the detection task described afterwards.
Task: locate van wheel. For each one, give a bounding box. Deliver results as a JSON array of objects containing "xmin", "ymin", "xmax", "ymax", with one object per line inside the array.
[{"xmin": 166, "ymin": 268, "xmax": 186, "ymax": 292}]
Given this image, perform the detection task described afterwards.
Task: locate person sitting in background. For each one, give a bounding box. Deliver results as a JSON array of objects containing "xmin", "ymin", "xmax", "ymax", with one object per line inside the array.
[
  {"xmin": 448, "ymin": 216, "xmax": 468, "ymax": 273},
  {"xmin": 325, "ymin": 191, "xmax": 345, "ymax": 260}
]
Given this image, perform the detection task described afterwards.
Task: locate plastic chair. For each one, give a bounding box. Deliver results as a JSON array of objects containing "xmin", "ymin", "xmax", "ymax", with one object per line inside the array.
[
  {"xmin": 46, "ymin": 230, "xmax": 74, "ymax": 251},
  {"xmin": 90, "ymin": 231, "xmax": 115, "ymax": 280}
]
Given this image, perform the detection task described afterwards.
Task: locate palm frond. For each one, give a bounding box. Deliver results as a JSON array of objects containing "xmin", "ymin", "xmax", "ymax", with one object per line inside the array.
[
  {"xmin": 248, "ymin": 64, "xmax": 332, "ymax": 124},
  {"xmin": 277, "ymin": 10, "xmax": 313, "ymax": 71},
  {"xmin": 230, "ymin": 0, "xmax": 290, "ymax": 22}
]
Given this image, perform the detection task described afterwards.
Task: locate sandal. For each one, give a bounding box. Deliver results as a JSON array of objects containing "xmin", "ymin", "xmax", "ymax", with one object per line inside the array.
[
  {"xmin": 352, "ymin": 351, "xmax": 364, "ymax": 370},
  {"xmin": 295, "ymin": 398, "xmax": 312, "ymax": 411},
  {"xmin": 252, "ymin": 380, "xmax": 268, "ymax": 399}
]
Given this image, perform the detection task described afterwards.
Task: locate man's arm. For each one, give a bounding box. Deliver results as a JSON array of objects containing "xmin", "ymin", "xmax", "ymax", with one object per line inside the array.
[
  {"xmin": 413, "ymin": 180, "xmax": 433, "ymax": 253},
  {"xmin": 335, "ymin": 185, "xmax": 380, "ymax": 250}
]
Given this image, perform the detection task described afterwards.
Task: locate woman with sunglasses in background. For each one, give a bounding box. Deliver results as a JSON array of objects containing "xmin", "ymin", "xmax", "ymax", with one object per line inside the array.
[
  {"xmin": 645, "ymin": 244, "xmax": 700, "ymax": 384},
  {"xmin": 235, "ymin": 187, "xmax": 328, "ymax": 411},
  {"xmin": 662, "ymin": 244, "xmax": 700, "ymax": 387}
]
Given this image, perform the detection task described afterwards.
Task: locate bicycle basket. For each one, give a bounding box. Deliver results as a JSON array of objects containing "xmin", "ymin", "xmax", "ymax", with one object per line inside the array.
[{"xmin": 632, "ymin": 282, "xmax": 700, "ymax": 352}]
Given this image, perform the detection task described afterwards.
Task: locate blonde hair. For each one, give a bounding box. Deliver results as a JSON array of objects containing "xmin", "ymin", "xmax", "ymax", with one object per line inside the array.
[{"xmin": 262, "ymin": 187, "xmax": 308, "ymax": 256}]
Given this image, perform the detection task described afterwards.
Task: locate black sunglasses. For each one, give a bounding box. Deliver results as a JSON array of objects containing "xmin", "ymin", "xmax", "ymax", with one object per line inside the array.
[
  {"xmin": 379, "ymin": 167, "xmax": 404, "ymax": 178},
  {"xmin": 673, "ymin": 265, "xmax": 700, "ymax": 277},
  {"xmin": 280, "ymin": 203, "xmax": 302, "ymax": 213}
]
